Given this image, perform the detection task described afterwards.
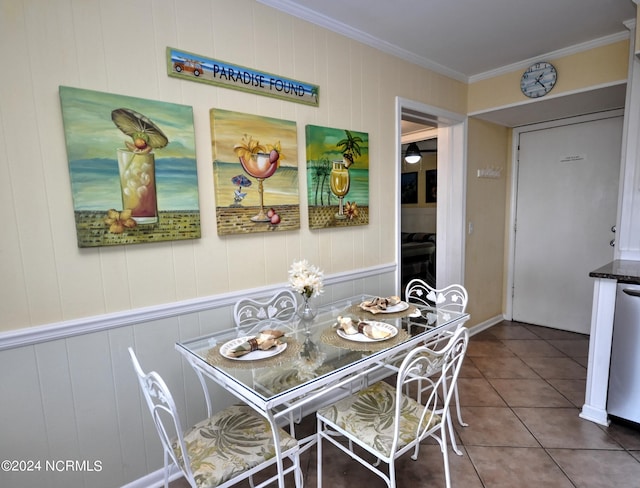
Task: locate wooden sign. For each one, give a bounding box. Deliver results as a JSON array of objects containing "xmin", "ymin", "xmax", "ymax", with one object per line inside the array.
[{"xmin": 167, "ymin": 47, "xmax": 319, "ymax": 107}]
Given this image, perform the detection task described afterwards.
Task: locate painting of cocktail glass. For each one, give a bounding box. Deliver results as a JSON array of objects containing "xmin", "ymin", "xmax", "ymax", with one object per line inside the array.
[
  {"xmin": 210, "ymin": 109, "xmax": 300, "ymax": 235},
  {"xmin": 59, "ymin": 86, "xmax": 200, "ymax": 248},
  {"xmin": 305, "ymin": 125, "xmax": 369, "ymax": 229}
]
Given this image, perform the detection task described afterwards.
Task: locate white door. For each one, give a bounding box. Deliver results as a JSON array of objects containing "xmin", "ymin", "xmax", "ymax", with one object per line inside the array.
[{"xmin": 512, "ymin": 114, "xmax": 622, "ymax": 334}]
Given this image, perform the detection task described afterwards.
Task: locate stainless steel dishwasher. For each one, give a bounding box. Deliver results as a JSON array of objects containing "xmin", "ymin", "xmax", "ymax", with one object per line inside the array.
[{"xmin": 608, "ymin": 283, "xmax": 640, "ymax": 425}]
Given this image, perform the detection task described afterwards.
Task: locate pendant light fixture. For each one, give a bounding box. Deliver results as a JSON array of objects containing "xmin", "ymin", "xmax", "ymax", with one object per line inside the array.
[{"xmin": 404, "ymin": 142, "xmax": 422, "ymax": 164}]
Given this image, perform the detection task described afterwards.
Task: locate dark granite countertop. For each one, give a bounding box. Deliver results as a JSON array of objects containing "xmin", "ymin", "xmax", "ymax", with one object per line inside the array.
[{"xmin": 589, "ymin": 260, "xmax": 640, "ymax": 284}]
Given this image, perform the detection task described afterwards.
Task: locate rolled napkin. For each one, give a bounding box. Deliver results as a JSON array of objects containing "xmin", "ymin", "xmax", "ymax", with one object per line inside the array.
[
  {"xmin": 336, "ymin": 316, "xmax": 393, "ymax": 340},
  {"xmin": 359, "ymin": 295, "xmax": 402, "ymax": 314},
  {"xmin": 336, "ymin": 316, "xmax": 358, "ymax": 335},
  {"xmin": 226, "ymin": 329, "xmax": 285, "ymax": 357}
]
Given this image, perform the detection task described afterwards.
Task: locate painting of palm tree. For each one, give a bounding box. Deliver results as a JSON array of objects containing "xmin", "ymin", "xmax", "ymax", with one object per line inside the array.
[
  {"xmin": 337, "ymin": 130, "xmax": 364, "ymax": 168},
  {"xmin": 310, "ymin": 158, "xmax": 332, "ymax": 206},
  {"xmin": 305, "ymin": 125, "xmax": 369, "ymax": 229}
]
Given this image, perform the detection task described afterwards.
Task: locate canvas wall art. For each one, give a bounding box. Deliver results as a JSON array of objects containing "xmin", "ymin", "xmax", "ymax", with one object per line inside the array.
[
  {"xmin": 401, "ymin": 172, "xmax": 418, "ymax": 204},
  {"xmin": 59, "ymin": 86, "xmax": 200, "ymax": 248},
  {"xmin": 426, "ymin": 169, "xmax": 437, "ymax": 203},
  {"xmin": 211, "ymin": 109, "xmax": 300, "ymax": 235},
  {"xmin": 305, "ymin": 125, "xmax": 369, "ymax": 229}
]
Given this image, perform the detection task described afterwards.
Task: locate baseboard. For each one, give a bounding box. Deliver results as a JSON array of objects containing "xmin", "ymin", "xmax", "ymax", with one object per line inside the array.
[
  {"xmin": 467, "ymin": 314, "xmax": 504, "ymax": 336},
  {"xmin": 579, "ymin": 404, "xmax": 611, "ymax": 427}
]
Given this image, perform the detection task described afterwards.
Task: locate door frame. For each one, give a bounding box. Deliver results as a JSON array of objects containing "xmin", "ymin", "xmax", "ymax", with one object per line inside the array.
[
  {"xmin": 395, "ymin": 97, "xmax": 467, "ymax": 292},
  {"xmin": 505, "ymin": 109, "xmax": 624, "ymax": 320}
]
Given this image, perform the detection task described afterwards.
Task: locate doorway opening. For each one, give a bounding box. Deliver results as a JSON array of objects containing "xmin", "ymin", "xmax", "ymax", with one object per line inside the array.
[
  {"xmin": 400, "ymin": 119, "xmax": 438, "ymax": 292},
  {"xmin": 395, "ymin": 98, "xmax": 467, "ymax": 295}
]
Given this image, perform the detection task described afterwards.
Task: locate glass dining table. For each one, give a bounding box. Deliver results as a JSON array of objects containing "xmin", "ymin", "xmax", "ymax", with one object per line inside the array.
[{"xmin": 175, "ymin": 294, "xmax": 469, "ymax": 487}]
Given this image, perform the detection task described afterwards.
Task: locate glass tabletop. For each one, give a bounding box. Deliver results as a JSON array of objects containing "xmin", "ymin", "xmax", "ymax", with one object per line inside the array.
[{"xmin": 176, "ymin": 294, "xmax": 468, "ymax": 408}]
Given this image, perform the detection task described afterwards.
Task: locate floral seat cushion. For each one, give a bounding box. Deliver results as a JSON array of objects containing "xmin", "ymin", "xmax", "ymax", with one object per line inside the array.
[
  {"xmin": 174, "ymin": 404, "xmax": 297, "ymax": 487},
  {"xmin": 317, "ymin": 381, "xmax": 440, "ymax": 458}
]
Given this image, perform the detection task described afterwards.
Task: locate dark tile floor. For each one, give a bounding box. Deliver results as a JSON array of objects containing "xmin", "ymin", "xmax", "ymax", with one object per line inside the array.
[{"xmin": 170, "ymin": 321, "xmax": 640, "ymax": 487}]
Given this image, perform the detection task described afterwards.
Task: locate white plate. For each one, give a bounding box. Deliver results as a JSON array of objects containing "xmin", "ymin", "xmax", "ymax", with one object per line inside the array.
[
  {"xmin": 360, "ymin": 300, "xmax": 409, "ymax": 314},
  {"xmin": 336, "ymin": 321, "xmax": 398, "ymax": 342},
  {"xmin": 220, "ymin": 336, "xmax": 287, "ymax": 361}
]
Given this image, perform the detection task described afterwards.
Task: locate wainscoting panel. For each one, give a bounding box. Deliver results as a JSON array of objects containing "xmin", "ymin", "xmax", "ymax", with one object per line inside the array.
[{"xmin": 0, "ymin": 268, "xmax": 395, "ymax": 487}]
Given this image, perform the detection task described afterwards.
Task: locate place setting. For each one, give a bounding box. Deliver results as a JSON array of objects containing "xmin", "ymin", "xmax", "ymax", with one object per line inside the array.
[
  {"xmin": 206, "ymin": 329, "xmax": 301, "ymax": 368},
  {"xmin": 342, "ymin": 295, "xmax": 421, "ymax": 319},
  {"xmin": 321, "ymin": 314, "xmax": 410, "ymax": 352}
]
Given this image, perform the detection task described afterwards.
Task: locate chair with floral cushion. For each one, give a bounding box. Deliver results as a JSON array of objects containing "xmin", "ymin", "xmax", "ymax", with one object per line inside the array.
[
  {"xmin": 128, "ymin": 348, "xmax": 301, "ymax": 488},
  {"xmin": 404, "ymin": 278, "xmax": 469, "ymax": 434},
  {"xmin": 233, "ymin": 289, "xmax": 298, "ymax": 331},
  {"xmin": 316, "ymin": 327, "xmax": 469, "ymax": 488}
]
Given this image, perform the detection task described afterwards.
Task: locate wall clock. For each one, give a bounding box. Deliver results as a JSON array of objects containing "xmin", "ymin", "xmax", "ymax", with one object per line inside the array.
[{"xmin": 520, "ymin": 62, "xmax": 557, "ymax": 98}]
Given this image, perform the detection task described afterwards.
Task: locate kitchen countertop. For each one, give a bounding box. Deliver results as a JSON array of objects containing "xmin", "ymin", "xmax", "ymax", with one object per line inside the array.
[{"xmin": 589, "ymin": 260, "xmax": 640, "ymax": 284}]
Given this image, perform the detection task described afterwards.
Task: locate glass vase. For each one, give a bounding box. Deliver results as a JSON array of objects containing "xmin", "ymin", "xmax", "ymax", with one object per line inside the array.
[{"xmin": 298, "ymin": 295, "xmax": 317, "ymax": 321}]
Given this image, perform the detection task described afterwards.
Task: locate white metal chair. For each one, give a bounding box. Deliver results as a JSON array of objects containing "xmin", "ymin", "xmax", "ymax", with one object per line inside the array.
[
  {"xmin": 233, "ymin": 289, "xmax": 301, "ymax": 433},
  {"xmin": 233, "ymin": 289, "xmax": 298, "ymax": 331},
  {"xmin": 316, "ymin": 327, "xmax": 469, "ymax": 488},
  {"xmin": 404, "ymin": 279, "xmax": 469, "ymax": 317},
  {"xmin": 404, "ymin": 279, "xmax": 469, "ymax": 456},
  {"xmin": 128, "ymin": 348, "xmax": 301, "ymax": 488}
]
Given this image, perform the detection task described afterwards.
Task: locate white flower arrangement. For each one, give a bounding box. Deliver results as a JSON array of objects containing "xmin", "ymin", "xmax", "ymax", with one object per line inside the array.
[{"xmin": 288, "ymin": 259, "xmax": 324, "ymax": 299}]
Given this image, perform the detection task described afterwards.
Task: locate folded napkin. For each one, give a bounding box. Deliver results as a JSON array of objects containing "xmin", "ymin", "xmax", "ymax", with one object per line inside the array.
[
  {"xmin": 359, "ymin": 296, "xmax": 402, "ymax": 314},
  {"xmin": 226, "ymin": 329, "xmax": 285, "ymax": 357},
  {"xmin": 335, "ymin": 316, "xmax": 392, "ymax": 340}
]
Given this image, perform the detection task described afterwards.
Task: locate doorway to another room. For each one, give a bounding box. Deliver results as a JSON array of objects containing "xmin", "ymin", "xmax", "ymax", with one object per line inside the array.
[
  {"xmin": 400, "ymin": 121, "xmax": 438, "ymax": 292},
  {"xmin": 396, "ymin": 98, "xmax": 466, "ymax": 296}
]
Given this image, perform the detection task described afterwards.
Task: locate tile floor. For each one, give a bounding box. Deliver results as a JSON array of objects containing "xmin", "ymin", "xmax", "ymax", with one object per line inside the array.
[{"xmin": 170, "ymin": 321, "xmax": 640, "ymax": 487}]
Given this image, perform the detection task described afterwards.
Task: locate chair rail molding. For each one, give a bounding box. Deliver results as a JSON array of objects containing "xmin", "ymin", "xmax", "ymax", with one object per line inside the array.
[{"xmin": 0, "ymin": 263, "xmax": 396, "ymax": 351}]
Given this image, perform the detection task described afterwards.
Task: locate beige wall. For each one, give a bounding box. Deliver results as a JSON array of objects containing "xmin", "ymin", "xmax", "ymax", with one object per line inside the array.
[
  {"xmin": 400, "ymin": 153, "xmax": 438, "ymax": 234},
  {"xmin": 464, "ymin": 38, "xmax": 629, "ymax": 327},
  {"xmin": 468, "ymin": 39, "xmax": 629, "ymax": 114},
  {"xmin": 465, "ymin": 118, "xmax": 509, "ymax": 324},
  {"xmin": 0, "ymin": 0, "xmax": 467, "ymax": 334}
]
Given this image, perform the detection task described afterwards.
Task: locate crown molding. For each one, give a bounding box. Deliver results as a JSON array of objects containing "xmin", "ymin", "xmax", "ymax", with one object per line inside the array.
[
  {"xmin": 259, "ymin": 1, "xmax": 634, "ymax": 86},
  {"xmin": 256, "ymin": 0, "xmax": 468, "ymax": 82},
  {"xmin": 401, "ymin": 128, "xmax": 438, "ymax": 144},
  {"xmin": 469, "ymin": 30, "xmax": 632, "ymax": 83}
]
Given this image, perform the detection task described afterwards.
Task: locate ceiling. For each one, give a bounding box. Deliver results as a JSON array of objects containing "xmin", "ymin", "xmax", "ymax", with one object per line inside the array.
[{"xmin": 258, "ymin": 0, "xmax": 636, "ymax": 127}]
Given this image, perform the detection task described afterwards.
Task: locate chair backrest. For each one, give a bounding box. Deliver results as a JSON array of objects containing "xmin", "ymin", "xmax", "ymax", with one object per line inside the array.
[
  {"xmin": 394, "ymin": 327, "xmax": 469, "ymax": 449},
  {"xmin": 405, "ymin": 279, "xmax": 468, "ymax": 314},
  {"xmin": 128, "ymin": 348, "xmax": 195, "ymax": 483},
  {"xmin": 233, "ymin": 289, "xmax": 298, "ymax": 329}
]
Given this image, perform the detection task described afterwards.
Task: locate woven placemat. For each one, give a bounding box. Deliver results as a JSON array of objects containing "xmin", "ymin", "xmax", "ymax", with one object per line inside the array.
[
  {"xmin": 341, "ymin": 302, "xmax": 420, "ymax": 320},
  {"xmin": 320, "ymin": 326, "xmax": 410, "ymax": 352},
  {"xmin": 205, "ymin": 337, "xmax": 302, "ymax": 370}
]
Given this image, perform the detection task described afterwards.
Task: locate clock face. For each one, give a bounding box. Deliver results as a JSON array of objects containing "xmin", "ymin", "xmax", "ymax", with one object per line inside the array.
[{"xmin": 520, "ymin": 62, "xmax": 557, "ymax": 98}]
